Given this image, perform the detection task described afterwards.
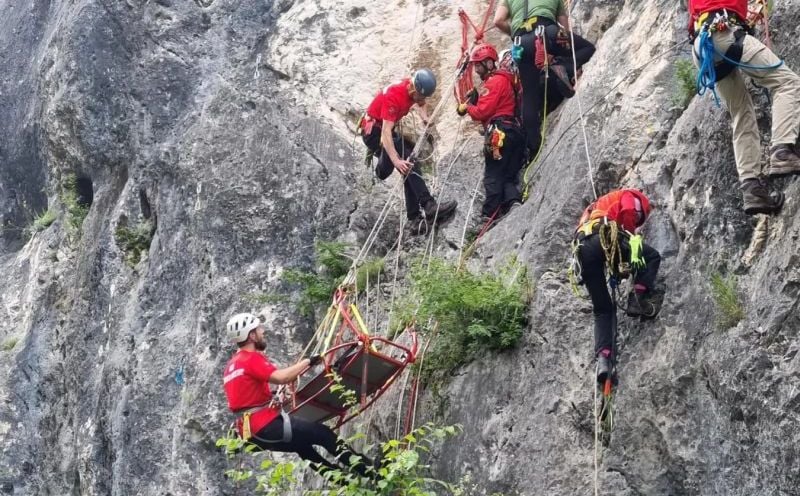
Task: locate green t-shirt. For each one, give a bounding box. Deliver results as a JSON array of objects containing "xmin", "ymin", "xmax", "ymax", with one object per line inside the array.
[{"xmin": 502, "ymin": 0, "xmax": 566, "ymax": 34}]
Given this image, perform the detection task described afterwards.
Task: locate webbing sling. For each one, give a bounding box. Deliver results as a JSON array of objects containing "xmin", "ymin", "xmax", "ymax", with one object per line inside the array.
[
  {"xmin": 239, "ymin": 404, "xmax": 293, "ymax": 444},
  {"xmin": 251, "ymin": 410, "xmax": 293, "ymax": 444}
]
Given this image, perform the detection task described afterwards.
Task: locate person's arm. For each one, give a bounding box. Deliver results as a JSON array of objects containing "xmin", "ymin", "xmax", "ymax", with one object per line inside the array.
[
  {"xmin": 269, "ymin": 358, "xmax": 312, "ymax": 385},
  {"xmin": 466, "ymin": 79, "xmax": 503, "ymax": 123},
  {"xmin": 494, "ymin": 2, "xmax": 512, "ymax": 36},
  {"xmin": 381, "ymin": 119, "xmax": 412, "ymax": 174},
  {"xmin": 557, "ymin": 1, "xmax": 570, "ymax": 30}
]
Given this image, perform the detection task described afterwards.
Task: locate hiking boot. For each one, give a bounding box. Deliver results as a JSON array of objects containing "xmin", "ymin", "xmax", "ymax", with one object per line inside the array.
[
  {"xmin": 549, "ymin": 64, "xmax": 575, "ymax": 98},
  {"xmin": 626, "ymin": 291, "xmax": 661, "ymax": 318},
  {"xmin": 741, "ymin": 178, "xmax": 784, "ymax": 215},
  {"xmin": 596, "ymin": 355, "xmax": 612, "ymax": 385},
  {"xmin": 768, "ymin": 144, "xmax": 800, "ymax": 177},
  {"xmin": 407, "ymin": 215, "xmax": 429, "ymax": 236},
  {"xmin": 505, "ymin": 200, "xmax": 523, "ymax": 215},
  {"xmin": 423, "ymin": 199, "xmax": 457, "ymax": 222}
]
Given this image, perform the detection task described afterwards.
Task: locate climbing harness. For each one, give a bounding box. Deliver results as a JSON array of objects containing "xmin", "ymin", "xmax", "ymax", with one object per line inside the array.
[{"xmin": 694, "ymin": 9, "xmax": 784, "ymax": 105}]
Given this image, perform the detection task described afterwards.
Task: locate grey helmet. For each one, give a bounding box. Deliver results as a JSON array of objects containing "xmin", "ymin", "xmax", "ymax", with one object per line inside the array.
[{"xmin": 412, "ymin": 68, "xmax": 437, "ymax": 97}]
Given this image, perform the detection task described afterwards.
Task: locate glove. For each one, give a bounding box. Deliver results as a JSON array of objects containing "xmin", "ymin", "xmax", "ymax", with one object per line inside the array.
[
  {"xmin": 456, "ymin": 103, "xmax": 468, "ymax": 117},
  {"xmin": 307, "ymin": 354, "xmax": 323, "ymax": 367},
  {"xmin": 466, "ymin": 88, "xmax": 479, "ymax": 105}
]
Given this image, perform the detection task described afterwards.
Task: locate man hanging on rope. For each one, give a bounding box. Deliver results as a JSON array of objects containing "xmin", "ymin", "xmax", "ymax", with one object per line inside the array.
[
  {"xmin": 359, "ymin": 69, "xmax": 457, "ymax": 234},
  {"xmin": 572, "ymin": 189, "xmax": 662, "ymax": 384},
  {"xmin": 456, "ymin": 43, "xmax": 526, "ymax": 224},
  {"xmin": 689, "ymin": 0, "xmax": 800, "ymax": 215},
  {"xmin": 222, "ymin": 313, "xmax": 377, "ymax": 477},
  {"xmin": 494, "ymin": 0, "xmax": 595, "ymax": 156}
]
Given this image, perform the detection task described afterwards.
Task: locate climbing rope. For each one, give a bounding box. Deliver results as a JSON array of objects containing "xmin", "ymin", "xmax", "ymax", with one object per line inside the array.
[
  {"xmin": 524, "ymin": 39, "xmax": 689, "ymax": 189},
  {"xmin": 565, "ymin": 0, "xmax": 599, "ymax": 200}
]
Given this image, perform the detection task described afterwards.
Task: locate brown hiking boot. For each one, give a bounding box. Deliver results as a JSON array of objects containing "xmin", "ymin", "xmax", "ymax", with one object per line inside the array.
[
  {"xmin": 768, "ymin": 144, "xmax": 800, "ymax": 177},
  {"xmin": 549, "ymin": 64, "xmax": 575, "ymax": 98},
  {"xmin": 741, "ymin": 178, "xmax": 784, "ymax": 215},
  {"xmin": 423, "ymin": 199, "xmax": 457, "ymax": 222}
]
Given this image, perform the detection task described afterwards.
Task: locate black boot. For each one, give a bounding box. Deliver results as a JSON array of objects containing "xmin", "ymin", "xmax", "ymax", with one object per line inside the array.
[
  {"xmin": 626, "ymin": 291, "xmax": 661, "ymax": 318},
  {"xmin": 596, "ymin": 355, "xmax": 612, "ymax": 385},
  {"xmin": 423, "ymin": 199, "xmax": 457, "ymax": 222},
  {"xmin": 741, "ymin": 177, "xmax": 784, "ymax": 215},
  {"xmin": 407, "ymin": 214, "xmax": 429, "ymax": 236}
]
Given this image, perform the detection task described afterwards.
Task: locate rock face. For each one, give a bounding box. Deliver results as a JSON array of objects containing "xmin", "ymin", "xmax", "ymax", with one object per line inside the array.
[{"xmin": 1, "ymin": 0, "xmax": 799, "ymax": 495}]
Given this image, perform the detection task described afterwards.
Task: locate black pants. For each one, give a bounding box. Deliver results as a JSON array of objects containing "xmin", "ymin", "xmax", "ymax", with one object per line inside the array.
[
  {"xmin": 577, "ymin": 233, "xmax": 661, "ymax": 356},
  {"xmin": 252, "ymin": 415, "xmax": 372, "ymax": 477},
  {"xmin": 483, "ymin": 125, "xmax": 526, "ymax": 216},
  {"xmin": 363, "ymin": 127, "xmax": 433, "ymax": 219},
  {"xmin": 515, "ymin": 23, "xmax": 596, "ymax": 155}
]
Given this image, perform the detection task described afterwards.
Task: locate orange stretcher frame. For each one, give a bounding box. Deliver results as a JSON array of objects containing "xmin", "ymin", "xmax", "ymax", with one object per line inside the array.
[{"xmin": 287, "ymin": 290, "xmax": 418, "ymax": 429}]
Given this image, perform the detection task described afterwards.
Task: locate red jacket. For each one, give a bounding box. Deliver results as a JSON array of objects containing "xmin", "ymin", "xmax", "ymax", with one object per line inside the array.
[
  {"xmin": 366, "ymin": 79, "xmax": 416, "ymax": 125},
  {"xmin": 688, "ymin": 0, "xmax": 748, "ymax": 33},
  {"xmin": 466, "ymin": 70, "xmax": 517, "ymax": 126},
  {"xmin": 223, "ymin": 350, "xmax": 280, "ymax": 437},
  {"xmin": 578, "ymin": 189, "xmax": 652, "ymax": 233}
]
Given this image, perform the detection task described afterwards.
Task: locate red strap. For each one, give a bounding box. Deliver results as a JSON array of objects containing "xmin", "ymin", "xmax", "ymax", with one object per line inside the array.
[{"xmin": 454, "ymin": 1, "xmax": 499, "ymax": 102}]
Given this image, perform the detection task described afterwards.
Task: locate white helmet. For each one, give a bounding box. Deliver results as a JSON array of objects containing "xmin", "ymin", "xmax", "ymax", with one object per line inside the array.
[{"xmin": 226, "ymin": 313, "xmax": 261, "ymax": 343}]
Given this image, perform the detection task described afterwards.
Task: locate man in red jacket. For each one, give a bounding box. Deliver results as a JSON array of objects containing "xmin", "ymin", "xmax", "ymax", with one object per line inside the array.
[
  {"xmin": 689, "ymin": 0, "xmax": 800, "ymax": 214},
  {"xmin": 573, "ymin": 189, "xmax": 662, "ymax": 384},
  {"xmin": 456, "ymin": 44, "xmax": 526, "ymax": 222},
  {"xmin": 222, "ymin": 313, "xmax": 374, "ymax": 476},
  {"xmin": 360, "ymin": 69, "xmax": 457, "ymax": 234}
]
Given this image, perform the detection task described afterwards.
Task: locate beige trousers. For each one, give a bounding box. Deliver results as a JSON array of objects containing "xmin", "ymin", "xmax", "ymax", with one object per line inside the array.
[{"xmin": 693, "ymin": 29, "xmax": 800, "ymax": 181}]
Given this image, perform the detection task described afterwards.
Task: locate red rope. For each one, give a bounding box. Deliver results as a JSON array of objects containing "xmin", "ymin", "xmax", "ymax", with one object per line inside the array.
[{"xmin": 454, "ymin": 1, "xmax": 499, "ymax": 102}]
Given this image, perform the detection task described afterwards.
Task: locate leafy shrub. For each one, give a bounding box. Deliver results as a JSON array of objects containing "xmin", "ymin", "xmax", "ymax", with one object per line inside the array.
[
  {"xmin": 115, "ymin": 220, "xmax": 155, "ymax": 266},
  {"xmin": 672, "ymin": 58, "xmax": 698, "ymax": 108},
  {"xmin": 710, "ymin": 272, "xmax": 744, "ymax": 329},
  {"xmin": 393, "ymin": 257, "xmax": 530, "ymax": 382},
  {"xmin": 283, "ymin": 241, "xmax": 383, "ymax": 317},
  {"xmin": 26, "ymin": 209, "xmax": 56, "ymax": 237},
  {"xmin": 217, "ymin": 423, "xmax": 464, "ymax": 495}
]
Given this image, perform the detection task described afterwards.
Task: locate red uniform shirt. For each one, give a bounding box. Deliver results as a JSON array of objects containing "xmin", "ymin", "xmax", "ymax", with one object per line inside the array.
[
  {"xmin": 223, "ymin": 350, "xmax": 279, "ymax": 436},
  {"xmin": 688, "ymin": 0, "xmax": 748, "ymax": 25},
  {"xmin": 366, "ymin": 79, "xmax": 416, "ymax": 124},
  {"xmin": 466, "ymin": 70, "xmax": 517, "ymax": 126},
  {"xmin": 579, "ymin": 189, "xmax": 651, "ymax": 233}
]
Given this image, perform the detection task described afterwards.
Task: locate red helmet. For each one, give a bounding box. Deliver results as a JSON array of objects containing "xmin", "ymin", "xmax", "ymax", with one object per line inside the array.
[{"xmin": 470, "ymin": 43, "xmax": 498, "ymax": 63}]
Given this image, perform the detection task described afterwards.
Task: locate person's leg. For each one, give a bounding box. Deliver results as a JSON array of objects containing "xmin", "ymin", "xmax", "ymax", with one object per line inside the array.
[
  {"xmin": 733, "ymin": 33, "xmax": 800, "ymax": 175},
  {"xmin": 482, "ymin": 152, "xmax": 504, "ymax": 217},
  {"xmin": 736, "ymin": 34, "xmax": 800, "ymax": 150},
  {"xmin": 392, "ymin": 134, "xmax": 433, "ymax": 220},
  {"xmin": 290, "ymin": 418, "xmax": 374, "ymax": 477},
  {"xmin": 699, "ymin": 30, "xmax": 784, "ymax": 214},
  {"xmin": 517, "ymin": 31, "xmax": 544, "ymax": 157},
  {"xmin": 501, "ymin": 129, "xmax": 526, "ymax": 209},
  {"xmin": 577, "ymin": 235, "xmax": 614, "ymax": 356}
]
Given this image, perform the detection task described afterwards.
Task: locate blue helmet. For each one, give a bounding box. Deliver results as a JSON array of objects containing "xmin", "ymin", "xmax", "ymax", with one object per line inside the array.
[{"xmin": 412, "ymin": 68, "xmax": 437, "ymax": 97}]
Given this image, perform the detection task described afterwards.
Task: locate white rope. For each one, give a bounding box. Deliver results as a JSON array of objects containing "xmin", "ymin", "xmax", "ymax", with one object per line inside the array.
[
  {"xmin": 460, "ymin": 163, "xmax": 484, "ymax": 255},
  {"xmin": 565, "ymin": 0, "xmax": 598, "ymax": 200}
]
